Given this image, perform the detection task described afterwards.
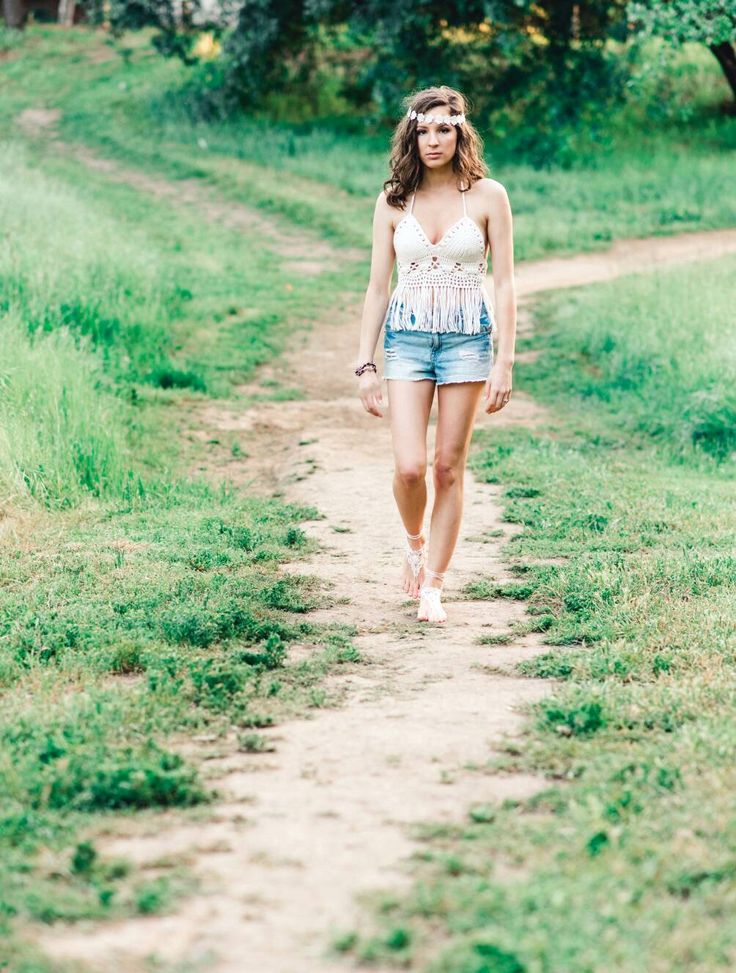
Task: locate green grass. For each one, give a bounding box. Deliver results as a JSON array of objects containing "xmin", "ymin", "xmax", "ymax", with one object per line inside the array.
[
  {"xmin": 522, "ymin": 255, "xmax": 736, "ymax": 464},
  {"xmin": 336, "ymin": 257, "xmax": 736, "ymax": 970}
]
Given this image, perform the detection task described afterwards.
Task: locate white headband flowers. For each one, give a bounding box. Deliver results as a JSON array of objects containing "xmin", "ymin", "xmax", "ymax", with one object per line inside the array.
[{"xmin": 406, "ymin": 109, "xmax": 466, "ymax": 125}]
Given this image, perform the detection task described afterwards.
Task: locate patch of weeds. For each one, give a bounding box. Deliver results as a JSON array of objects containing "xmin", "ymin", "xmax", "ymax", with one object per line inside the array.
[
  {"xmin": 519, "ymin": 652, "xmax": 575, "ymax": 678},
  {"xmin": 384, "ymin": 926, "xmax": 411, "ymax": 951},
  {"xmin": 237, "ymin": 732, "xmax": 276, "ymax": 753},
  {"xmin": 145, "ymin": 367, "xmax": 207, "ymax": 392},
  {"xmin": 332, "ymin": 929, "xmax": 359, "ymax": 953},
  {"xmin": 134, "ymin": 876, "xmax": 174, "ymax": 915},
  {"xmin": 469, "ymin": 805, "xmax": 496, "ymax": 824},
  {"xmin": 477, "ymin": 632, "xmax": 514, "ymax": 645},
  {"xmin": 44, "ymin": 743, "xmax": 208, "ymax": 812},
  {"xmin": 334, "ymin": 643, "xmax": 361, "ymax": 663},
  {"xmin": 284, "ymin": 526, "xmax": 308, "ymax": 547},
  {"xmin": 463, "ymin": 579, "xmax": 535, "ymax": 600},
  {"xmin": 308, "ymin": 687, "xmax": 327, "ymax": 707},
  {"xmin": 505, "ymin": 486, "xmax": 542, "ymax": 499},
  {"xmin": 237, "ymin": 712, "xmax": 275, "ymax": 728},
  {"xmin": 237, "ymin": 631, "xmax": 288, "ymax": 670},
  {"xmin": 467, "ymin": 941, "xmax": 527, "ymax": 973},
  {"xmin": 70, "ymin": 840, "xmax": 98, "ymax": 876},
  {"xmin": 666, "ymin": 863, "xmax": 736, "ymax": 899},
  {"xmin": 261, "ymin": 575, "xmax": 319, "ymax": 612},
  {"xmin": 186, "ymin": 656, "xmax": 253, "ymax": 712},
  {"xmin": 536, "ymin": 694, "xmax": 606, "ymax": 737},
  {"xmin": 108, "ymin": 639, "xmax": 147, "ymax": 674}
]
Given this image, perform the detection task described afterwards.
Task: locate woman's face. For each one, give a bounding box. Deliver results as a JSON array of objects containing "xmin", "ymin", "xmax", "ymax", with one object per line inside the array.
[{"xmin": 415, "ymin": 104, "xmax": 458, "ymax": 169}]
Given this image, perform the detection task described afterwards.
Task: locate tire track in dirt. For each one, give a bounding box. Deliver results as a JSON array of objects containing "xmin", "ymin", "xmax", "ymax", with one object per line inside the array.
[
  {"xmin": 27, "ymin": 139, "xmax": 736, "ymax": 970},
  {"xmin": 14, "ymin": 108, "xmax": 364, "ymax": 277}
]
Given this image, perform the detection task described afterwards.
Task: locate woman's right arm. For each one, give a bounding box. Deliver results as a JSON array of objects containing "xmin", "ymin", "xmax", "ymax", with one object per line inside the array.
[{"xmin": 354, "ymin": 191, "xmax": 396, "ymax": 418}]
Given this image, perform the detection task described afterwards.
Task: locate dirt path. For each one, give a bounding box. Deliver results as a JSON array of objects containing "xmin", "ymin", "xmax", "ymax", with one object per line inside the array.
[
  {"xmin": 35, "ymin": 289, "xmax": 555, "ymax": 972},
  {"xmin": 27, "ymin": 135, "xmax": 736, "ymax": 971}
]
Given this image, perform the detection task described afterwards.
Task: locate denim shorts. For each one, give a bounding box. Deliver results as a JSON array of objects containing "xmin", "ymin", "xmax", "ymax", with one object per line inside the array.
[{"xmin": 383, "ymin": 305, "xmax": 494, "ymax": 385}]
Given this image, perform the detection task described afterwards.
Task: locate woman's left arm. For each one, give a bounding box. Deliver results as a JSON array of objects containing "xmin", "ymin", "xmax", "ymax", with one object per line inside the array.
[{"xmin": 484, "ymin": 181, "xmax": 516, "ymax": 413}]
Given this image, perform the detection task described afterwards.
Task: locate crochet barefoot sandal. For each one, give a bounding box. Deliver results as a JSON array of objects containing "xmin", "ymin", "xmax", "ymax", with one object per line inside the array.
[
  {"xmin": 405, "ymin": 529, "xmax": 425, "ymax": 582},
  {"xmin": 418, "ymin": 568, "xmax": 447, "ymax": 623}
]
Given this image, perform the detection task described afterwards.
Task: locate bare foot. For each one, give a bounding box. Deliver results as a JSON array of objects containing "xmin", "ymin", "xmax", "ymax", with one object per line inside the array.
[
  {"xmin": 402, "ymin": 533, "xmax": 425, "ymax": 599},
  {"xmin": 417, "ymin": 584, "xmax": 447, "ymax": 623}
]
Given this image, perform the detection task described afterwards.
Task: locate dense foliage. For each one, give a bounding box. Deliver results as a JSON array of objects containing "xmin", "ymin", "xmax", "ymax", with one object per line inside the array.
[
  {"xmin": 72, "ymin": 0, "xmax": 632, "ymax": 164},
  {"xmin": 63, "ymin": 0, "xmax": 736, "ymax": 163},
  {"xmin": 628, "ymin": 0, "xmax": 736, "ymax": 99}
]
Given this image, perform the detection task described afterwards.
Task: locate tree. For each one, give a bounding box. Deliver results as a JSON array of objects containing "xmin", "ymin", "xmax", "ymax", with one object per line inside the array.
[
  {"xmin": 58, "ymin": 0, "xmax": 77, "ymax": 26},
  {"xmin": 2, "ymin": 0, "xmax": 25, "ymax": 29},
  {"xmin": 85, "ymin": 0, "xmax": 630, "ymax": 115},
  {"xmin": 81, "ymin": 0, "xmax": 221, "ymax": 59},
  {"xmin": 627, "ymin": 0, "xmax": 736, "ymax": 102}
]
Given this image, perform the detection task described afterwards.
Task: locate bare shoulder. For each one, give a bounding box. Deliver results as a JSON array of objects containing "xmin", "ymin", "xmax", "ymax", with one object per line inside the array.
[
  {"xmin": 375, "ymin": 188, "xmax": 404, "ymax": 230},
  {"xmin": 375, "ymin": 188, "xmax": 392, "ymax": 214},
  {"xmin": 472, "ymin": 177, "xmax": 510, "ymax": 208}
]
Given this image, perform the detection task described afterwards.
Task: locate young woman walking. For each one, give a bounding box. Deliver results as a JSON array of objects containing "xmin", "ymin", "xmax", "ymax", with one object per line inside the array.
[{"xmin": 353, "ymin": 85, "xmax": 517, "ymax": 625}]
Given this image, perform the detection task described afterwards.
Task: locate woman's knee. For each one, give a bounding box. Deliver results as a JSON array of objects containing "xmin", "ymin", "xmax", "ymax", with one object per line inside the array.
[
  {"xmin": 433, "ymin": 458, "xmax": 462, "ymax": 489},
  {"xmin": 395, "ymin": 461, "xmax": 427, "ymax": 486}
]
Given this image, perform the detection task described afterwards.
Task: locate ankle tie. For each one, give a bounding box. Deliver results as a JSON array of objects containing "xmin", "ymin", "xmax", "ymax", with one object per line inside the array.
[
  {"xmin": 424, "ymin": 567, "xmax": 445, "ymax": 582},
  {"xmin": 404, "ymin": 531, "xmax": 425, "ymax": 582}
]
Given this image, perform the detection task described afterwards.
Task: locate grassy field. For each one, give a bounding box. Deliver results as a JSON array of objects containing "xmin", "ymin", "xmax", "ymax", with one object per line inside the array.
[
  {"xmin": 337, "ymin": 258, "xmax": 736, "ymax": 971},
  {"xmin": 2, "ymin": 22, "xmax": 736, "ymax": 973}
]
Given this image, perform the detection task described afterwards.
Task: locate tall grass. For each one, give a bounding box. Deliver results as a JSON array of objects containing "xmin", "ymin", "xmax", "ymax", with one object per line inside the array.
[
  {"xmin": 524, "ymin": 254, "xmax": 736, "ymax": 463},
  {"xmin": 0, "ymin": 143, "xmax": 173, "ymax": 505},
  {"xmin": 0, "ymin": 313, "xmax": 138, "ymax": 506},
  {"xmin": 0, "ymin": 143, "xmax": 171, "ymax": 377}
]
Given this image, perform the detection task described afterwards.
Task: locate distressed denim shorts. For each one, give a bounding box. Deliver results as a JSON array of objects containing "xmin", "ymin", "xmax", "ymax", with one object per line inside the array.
[{"xmin": 383, "ymin": 304, "xmax": 494, "ymax": 385}]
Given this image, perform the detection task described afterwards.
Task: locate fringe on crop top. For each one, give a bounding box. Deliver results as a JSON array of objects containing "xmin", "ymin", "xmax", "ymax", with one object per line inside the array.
[{"xmin": 383, "ymin": 186, "xmax": 496, "ymax": 336}]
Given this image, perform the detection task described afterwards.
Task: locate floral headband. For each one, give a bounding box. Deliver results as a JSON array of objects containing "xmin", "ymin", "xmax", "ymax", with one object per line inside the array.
[{"xmin": 406, "ymin": 109, "xmax": 466, "ymax": 125}]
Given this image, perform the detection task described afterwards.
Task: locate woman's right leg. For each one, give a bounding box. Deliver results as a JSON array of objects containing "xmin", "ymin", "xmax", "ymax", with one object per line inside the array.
[{"xmin": 386, "ymin": 378, "xmax": 436, "ymax": 598}]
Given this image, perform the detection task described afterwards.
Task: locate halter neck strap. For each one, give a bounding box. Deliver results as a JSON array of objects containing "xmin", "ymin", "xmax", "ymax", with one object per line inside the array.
[{"xmin": 409, "ymin": 187, "xmax": 466, "ymax": 216}]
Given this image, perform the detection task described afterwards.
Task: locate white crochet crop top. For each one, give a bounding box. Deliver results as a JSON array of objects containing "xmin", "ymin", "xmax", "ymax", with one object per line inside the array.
[{"xmin": 384, "ymin": 186, "xmax": 496, "ymax": 336}]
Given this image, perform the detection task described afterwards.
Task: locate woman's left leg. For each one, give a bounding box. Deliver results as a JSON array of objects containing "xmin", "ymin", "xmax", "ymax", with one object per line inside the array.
[{"xmin": 425, "ymin": 380, "xmax": 486, "ymax": 585}]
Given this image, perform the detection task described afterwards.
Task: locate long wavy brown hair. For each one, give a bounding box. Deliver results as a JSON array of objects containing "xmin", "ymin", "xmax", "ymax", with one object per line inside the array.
[{"xmin": 383, "ymin": 85, "xmax": 488, "ymax": 210}]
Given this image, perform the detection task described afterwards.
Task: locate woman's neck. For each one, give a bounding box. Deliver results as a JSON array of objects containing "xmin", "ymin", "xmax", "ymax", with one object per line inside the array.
[{"xmin": 419, "ymin": 163, "xmax": 461, "ymax": 193}]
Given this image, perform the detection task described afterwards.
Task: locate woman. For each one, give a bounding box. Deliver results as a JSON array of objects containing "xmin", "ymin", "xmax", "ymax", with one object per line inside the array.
[{"xmin": 353, "ymin": 85, "xmax": 516, "ymax": 624}]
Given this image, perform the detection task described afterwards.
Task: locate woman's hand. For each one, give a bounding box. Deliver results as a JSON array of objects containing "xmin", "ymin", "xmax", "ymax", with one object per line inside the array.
[
  {"xmin": 483, "ymin": 360, "xmax": 513, "ymax": 414},
  {"xmin": 358, "ymin": 372, "xmax": 384, "ymax": 418}
]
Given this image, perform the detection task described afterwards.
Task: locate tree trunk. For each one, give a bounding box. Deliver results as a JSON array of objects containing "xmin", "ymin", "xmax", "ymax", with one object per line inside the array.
[
  {"xmin": 58, "ymin": 0, "xmax": 76, "ymax": 25},
  {"xmin": 710, "ymin": 41, "xmax": 736, "ymax": 102},
  {"xmin": 2, "ymin": 0, "xmax": 25, "ymax": 29}
]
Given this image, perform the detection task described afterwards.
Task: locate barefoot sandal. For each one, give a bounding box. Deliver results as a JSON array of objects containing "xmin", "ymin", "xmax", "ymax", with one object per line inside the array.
[
  {"xmin": 405, "ymin": 529, "xmax": 425, "ymax": 583},
  {"xmin": 418, "ymin": 568, "xmax": 447, "ymax": 622}
]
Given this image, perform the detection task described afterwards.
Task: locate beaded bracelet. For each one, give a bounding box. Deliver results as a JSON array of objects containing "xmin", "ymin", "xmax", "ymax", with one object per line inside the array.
[{"xmin": 354, "ymin": 361, "xmax": 377, "ymax": 377}]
